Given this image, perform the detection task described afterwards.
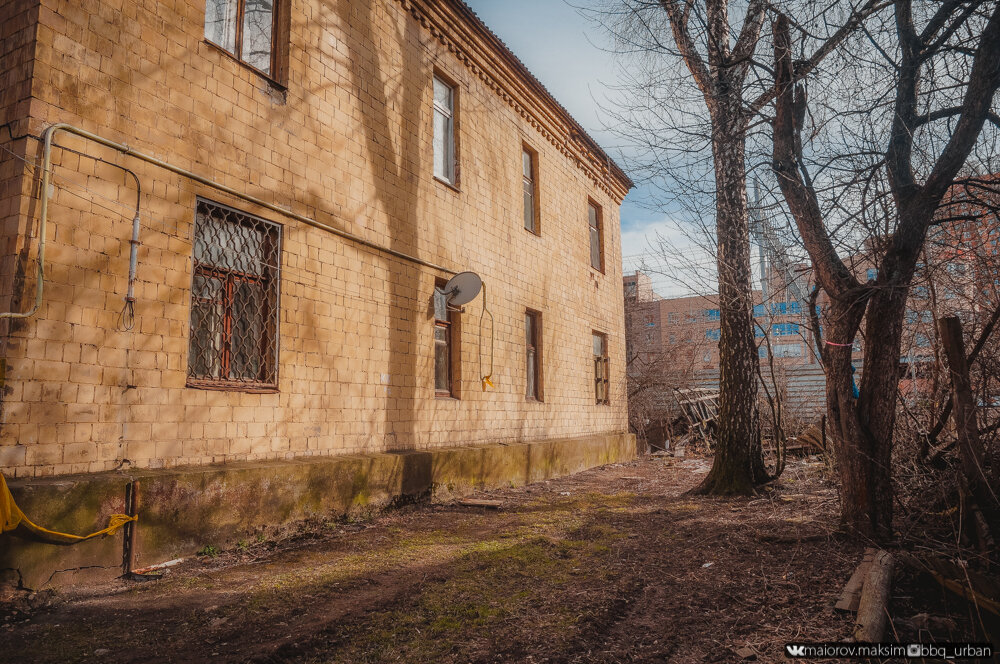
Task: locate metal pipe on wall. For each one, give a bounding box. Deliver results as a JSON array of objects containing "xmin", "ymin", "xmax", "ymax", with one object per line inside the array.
[{"xmin": 0, "ymin": 122, "xmax": 458, "ymax": 320}]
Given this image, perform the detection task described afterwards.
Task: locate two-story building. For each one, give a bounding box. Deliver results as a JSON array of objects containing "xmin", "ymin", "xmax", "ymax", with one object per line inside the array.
[{"xmin": 0, "ymin": 0, "xmax": 633, "ymax": 587}]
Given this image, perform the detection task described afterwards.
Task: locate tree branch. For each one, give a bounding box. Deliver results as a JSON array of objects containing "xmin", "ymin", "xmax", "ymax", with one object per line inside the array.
[
  {"xmin": 748, "ymin": 0, "xmax": 889, "ymax": 116},
  {"xmin": 659, "ymin": 0, "xmax": 714, "ymax": 103}
]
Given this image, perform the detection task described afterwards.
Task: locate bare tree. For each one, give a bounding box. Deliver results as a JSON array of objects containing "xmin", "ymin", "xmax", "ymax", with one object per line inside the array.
[
  {"xmin": 600, "ymin": 0, "xmax": 882, "ymax": 493},
  {"xmin": 771, "ymin": 1, "xmax": 1000, "ymax": 538}
]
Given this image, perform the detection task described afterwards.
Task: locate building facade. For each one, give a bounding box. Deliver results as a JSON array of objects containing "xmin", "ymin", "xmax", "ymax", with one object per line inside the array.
[{"xmin": 0, "ymin": 0, "xmax": 633, "ymax": 479}]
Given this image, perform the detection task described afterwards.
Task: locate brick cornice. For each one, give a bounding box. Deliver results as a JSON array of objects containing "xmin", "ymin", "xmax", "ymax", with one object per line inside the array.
[{"xmin": 397, "ymin": 0, "xmax": 633, "ymax": 204}]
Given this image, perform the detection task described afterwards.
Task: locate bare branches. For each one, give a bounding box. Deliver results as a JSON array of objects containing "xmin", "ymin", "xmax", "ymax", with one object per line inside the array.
[
  {"xmin": 659, "ymin": 0, "xmax": 714, "ymax": 101},
  {"xmin": 772, "ymin": 13, "xmax": 863, "ymax": 299},
  {"xmin": 747, "ymin": 0, "xmax": 890, "ymax": 116}
]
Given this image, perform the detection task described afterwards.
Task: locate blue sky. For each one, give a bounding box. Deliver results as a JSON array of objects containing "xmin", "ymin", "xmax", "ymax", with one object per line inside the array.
[{"xmin": 464, "ymin": 0, "xmax": 694, "ymax": 288}]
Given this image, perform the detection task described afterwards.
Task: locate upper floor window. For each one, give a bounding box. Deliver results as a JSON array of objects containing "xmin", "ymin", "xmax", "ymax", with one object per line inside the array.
[
  {"xmin": 433, "ymin": 76, "xmax": 456, "ymax": 184},
  {"xmin": 205, "ymin": 0, "xmax": 283, "ymax": 78},
  {"xmin": 522, "ymin": 146, "xmax": 538, "ymax": 233},
  {"xmin": 526, "ymin": 310, "xmax": 542, "ymax": 400},
  {"xmin": 593, "ymin": 332, "xmax": 609, "ymax": 404},
  {"xmin": 588, "ymin": 201, "xmax": 604, "ymax": 272},
  {"xmin": 188, "ymin": 199, "xmax": 281, "ymax": 390}
]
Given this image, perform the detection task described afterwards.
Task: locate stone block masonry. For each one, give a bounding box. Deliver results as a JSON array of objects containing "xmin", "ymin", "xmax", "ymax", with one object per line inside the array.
[{"xmin": 0, "ymin": 0, "xmax": 631, "ymax": 479}]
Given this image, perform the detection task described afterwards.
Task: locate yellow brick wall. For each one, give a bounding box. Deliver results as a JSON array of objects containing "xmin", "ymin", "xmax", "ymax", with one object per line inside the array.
[{"xmin": 0, "ymin": 0, "xmax": 630, "ymax": 477}]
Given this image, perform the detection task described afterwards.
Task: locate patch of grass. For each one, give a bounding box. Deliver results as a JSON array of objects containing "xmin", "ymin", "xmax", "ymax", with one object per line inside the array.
[{"xmin": 196, "ymin": 545, "xmax": 219, "ymax": 557}]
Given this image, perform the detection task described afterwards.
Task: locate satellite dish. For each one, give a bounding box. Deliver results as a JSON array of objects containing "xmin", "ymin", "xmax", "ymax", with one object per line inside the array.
[{"xmin": 443, "ymin": 271, "xmax": 482, "ymax": 306}]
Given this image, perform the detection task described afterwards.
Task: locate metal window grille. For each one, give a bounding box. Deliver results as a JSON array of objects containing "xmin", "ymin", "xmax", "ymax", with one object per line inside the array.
[{"xmin": 187, "ymin": 199, "xmax": 281, "ymax": 390}]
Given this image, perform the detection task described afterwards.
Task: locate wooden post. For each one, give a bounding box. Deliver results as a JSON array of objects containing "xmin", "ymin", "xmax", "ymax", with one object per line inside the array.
[{"xmin": 937, "ymin": 317, "xmax": 988, "ymax": 494}]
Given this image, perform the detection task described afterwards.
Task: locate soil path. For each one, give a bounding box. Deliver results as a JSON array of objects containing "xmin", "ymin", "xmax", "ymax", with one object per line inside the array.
[{"xmin": 1, "ymin": 456, "xmax": 861, "ymax": 663}]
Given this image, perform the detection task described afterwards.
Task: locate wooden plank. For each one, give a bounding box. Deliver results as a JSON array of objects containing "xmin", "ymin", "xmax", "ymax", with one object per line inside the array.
[
  {"xmin": 834, "ymin": 548, "xmax": 876, "ymax": 613},
  {"xmin": 457, "ymin": 499, "xmax": 503, "ymax": 508},
  {"xmin": 853, "ymin": 550, "xmax": 894, "ymax": 642}
]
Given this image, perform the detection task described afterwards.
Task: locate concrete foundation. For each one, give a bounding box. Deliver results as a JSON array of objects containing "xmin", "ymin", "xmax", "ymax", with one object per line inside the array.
[{"xmin": 1, "ymin": 433, "xmax": 635, "ymax": 590}]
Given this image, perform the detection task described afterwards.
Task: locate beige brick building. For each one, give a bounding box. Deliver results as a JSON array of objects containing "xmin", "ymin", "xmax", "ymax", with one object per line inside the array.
[{"xmin": 0, "ymin": 0, "xmax": 633, "ymax": 479}]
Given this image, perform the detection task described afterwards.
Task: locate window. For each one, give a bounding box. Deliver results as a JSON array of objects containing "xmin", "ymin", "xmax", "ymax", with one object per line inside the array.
[
  {"xmin": 753, "ymin": 304, "xmax": 765, "ymax": 317},
  {"xmin": 773, "ymin": 343, "xmax": 803, "ymax": 358},
  {"xmin": 433, "ymin": 76, "xmax": 456, "ymax": 184},
  {"xmin": 588, "ymin": 201, "xmax": 603, "ymax": 272},
  {"xmin": 866, "ymin": 268, "xmax": 877, "ymax": 281},
  {"xmin": 593, "ymin": 332, "xmax": 609, "ymax": 404},
  {"xmin": 705, "ymin": 309, "xmax": 720, "ymax": 321},
  {"xmin": 188, "ymin": 199, "xmax": 280, "ymax": 390},
  {"xmin": 703, "ymin": 351, "xmax": 712, "ymax": 363},
  {"xmin": 522, "ymin": 146, "xmax": 538, "ymax": 233},
  {"xmin": 772, "ymin": 323, "xmax": 800, "ymax": 336},
  {"xmin": 525, "ymin": 310, "xmax": 542, "ymax": 400},
  {"xmin": 432, "ymin": 282, "xmax": 461, "ymax": 397},
  {"xmin": 204, "ymin": 0, "xmax": 285, "ymax": 79},
  {"xmin": 706, "ymin": 328, "xmax": 721, "ymax": 341},
  {"xmin": 668, "ymin": 312, "xmax": 679, "ymax": 324}
]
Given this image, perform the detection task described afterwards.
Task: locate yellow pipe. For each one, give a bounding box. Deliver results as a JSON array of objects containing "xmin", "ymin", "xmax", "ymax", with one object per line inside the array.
[{"xmin": 1, "ymin": 122, "xmax": 458, "ymax": 319}]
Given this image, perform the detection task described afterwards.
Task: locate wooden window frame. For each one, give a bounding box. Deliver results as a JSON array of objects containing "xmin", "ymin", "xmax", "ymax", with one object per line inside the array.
[
  {"xmin": 522, "ymin": 144, "xmax": 539, "ymax": 235},
  {"xmin": 434, "ymin": 280, "xmax": 460, "ymax": 398},
  {"xmin": 593, "ymin": 331, "xmax": 609, "ymax": 405},
  {"xmin": 525, "ymin": 309, "xmax": 543, "ymax": 401},
  {"xmin": 434, "ymin": 318, "xmax": 453, "ymax": 398},
  {"xmin": 588, "ymin": 200, "xmax": 604, "ymax": 273},
  {"xmin": 203, "ymin": 0, "xmax": 290, "ymax": 88},
  {"xmin": 432, "ymin": 73, "xmax": 459, "ymax": 188}
]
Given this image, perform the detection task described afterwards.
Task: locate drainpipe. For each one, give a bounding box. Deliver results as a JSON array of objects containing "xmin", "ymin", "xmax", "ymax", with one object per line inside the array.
[{"xmin": 0, "ymin": 122, "xmax": 458, "ymax": 320}]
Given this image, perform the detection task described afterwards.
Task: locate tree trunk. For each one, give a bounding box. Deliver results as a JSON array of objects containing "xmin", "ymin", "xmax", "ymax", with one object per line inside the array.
[{"xmin": 694, "ymin": 112, "xmax": 768, "ymax": 494}]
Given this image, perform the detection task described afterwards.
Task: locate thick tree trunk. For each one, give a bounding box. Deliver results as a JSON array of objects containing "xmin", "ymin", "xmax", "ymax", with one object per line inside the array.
[{"xmin": 695, "ymin": 114, "xmax": 768, "ymax": 494}]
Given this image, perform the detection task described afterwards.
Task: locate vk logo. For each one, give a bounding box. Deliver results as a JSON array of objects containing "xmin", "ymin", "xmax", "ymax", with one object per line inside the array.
[{"xmin": 785, "ymin": 645, "xmax": 807, "ymax": 657}]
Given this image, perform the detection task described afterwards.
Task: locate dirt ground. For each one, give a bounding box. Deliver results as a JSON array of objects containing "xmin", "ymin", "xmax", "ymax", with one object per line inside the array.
[{"xmin": 0, "ymin": 455, "xmax": 944, "ymax": 663}]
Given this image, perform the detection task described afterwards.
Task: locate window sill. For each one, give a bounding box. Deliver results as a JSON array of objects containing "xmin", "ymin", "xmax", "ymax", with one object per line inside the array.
[
  {"xmin": 435, "ymin": 393, "xmax": 460, "ymax": 401},
  {"xmin": 524, "ymin": 226, "xmax": 541, "ymax": 237},
  {"xmin": 526, "ymin": 397, "xmax": 544, "ymax": 403},
  {"xmin": 204, "ymin": 39, "xmax": 287, "ymax": 92},
  {"xmin": 591, "ymin": 266, "xmax": 606, "ymax": 276},
  {"xmin": 434, "ymin": 175, "xmax": 461, "ymax": 193},
  {"xmin": 187, "ymin": 379, "xmax": 279, "ymax": 394}
]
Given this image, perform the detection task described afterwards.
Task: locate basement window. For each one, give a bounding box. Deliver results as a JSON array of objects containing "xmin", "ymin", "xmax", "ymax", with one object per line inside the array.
[{"xmin": 187, "ymin": 199, "xmax": 281, "ymax": 391}]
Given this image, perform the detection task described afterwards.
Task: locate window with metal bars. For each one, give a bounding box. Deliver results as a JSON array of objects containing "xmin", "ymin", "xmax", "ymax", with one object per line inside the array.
[
  {"xmin": 187, "ymin": 199, "xmax": 280, "ymax": 391},
  {"xmin": 593, "ymin": 331, "xmax": 609, "ymax": 404},
  {"xmin": 588, "ymin": 201, "xmax": 604, "ymax": 272}
]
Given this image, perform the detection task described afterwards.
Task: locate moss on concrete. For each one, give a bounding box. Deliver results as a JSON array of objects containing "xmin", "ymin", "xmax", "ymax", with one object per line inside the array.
[{"xmin": 2, "ymin": 433, "xmax": 634, "ymax": 590}]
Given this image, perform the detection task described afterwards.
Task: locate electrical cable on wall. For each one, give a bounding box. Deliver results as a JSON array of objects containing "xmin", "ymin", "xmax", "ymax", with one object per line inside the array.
[{"xmin": 479, "ymin": 282, "xmax": 494, "ymax": 390}]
